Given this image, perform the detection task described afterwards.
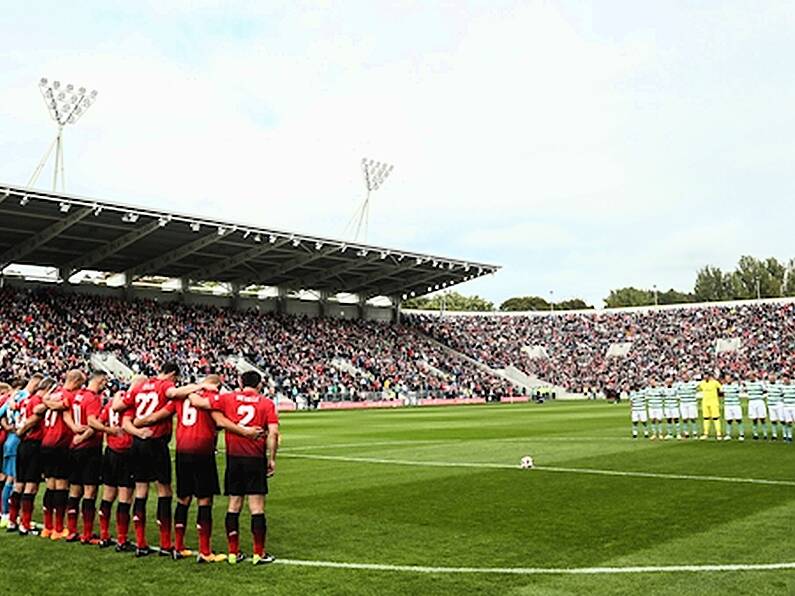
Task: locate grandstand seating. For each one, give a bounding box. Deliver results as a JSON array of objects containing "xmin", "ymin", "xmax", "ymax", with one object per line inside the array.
[
  {"xmin": 407, "ymin": 302, "xmax": 795, "ymax": 392},
  {"xmin": 0, "ymin": 287, "xmax": 514, "ymax": 401}
]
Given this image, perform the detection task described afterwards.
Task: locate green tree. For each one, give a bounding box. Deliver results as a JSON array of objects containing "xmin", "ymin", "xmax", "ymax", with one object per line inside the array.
[
  {"xmin": 556, "ymin": 298, "xmax": 593, "ymax": 310},
  {"xmin": 500, "ymin": 296, "xmax": 550, "ymax": 311},
  {"xmin": 604, "ymin": 287, "xmax": 654, "ymax": 308},
  {"xmin": 657, "ymin": 289, "xmax": 696, "ymax": 305},
  {"xmin": 731, "ymin": 255, "xmax": 784, "ymax": 299},
  {"xmin": 784, "ymin": 259, "xmax": 795, "ymax": 297},
  {"xmin": 694, "ymin": 266, "xmax": 731, "ymax": 302},
  {"xmin": 403, "ymin": 291, "xmax": 493, "ymax": 311}
]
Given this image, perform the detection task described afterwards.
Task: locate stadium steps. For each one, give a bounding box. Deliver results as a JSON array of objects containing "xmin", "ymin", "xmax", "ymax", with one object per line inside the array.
[
  {"xmin": 417, "ymin": 359, "xmax": 452, "ymax": 379},
  {"xmin": 331, "ymin": 357, "xmax": 374, "ymax": 381},
  {"xmin": 415, "ymin": 332, "xmax": 535, "ymax": 394},
  {"xmin": 91, "ymin": 352, "xmax": 134, "ymax": 382}
]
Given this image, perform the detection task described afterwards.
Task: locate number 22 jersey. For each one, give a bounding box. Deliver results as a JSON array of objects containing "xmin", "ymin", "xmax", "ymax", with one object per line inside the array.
[{"xmin": 122, "ymin": 378, "xmax": 176, "ymax": 439}]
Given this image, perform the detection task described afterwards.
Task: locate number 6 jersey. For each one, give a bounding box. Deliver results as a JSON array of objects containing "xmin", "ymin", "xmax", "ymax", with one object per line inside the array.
[{"xmin": 165, "ymin": 388, "xmax": 218, "ymax": 455}]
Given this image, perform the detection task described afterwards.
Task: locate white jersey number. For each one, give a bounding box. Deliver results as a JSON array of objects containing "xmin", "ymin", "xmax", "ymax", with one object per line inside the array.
[
  {"xmin": 237, "ymin": 404, "xmax": 255, "ymax": 427},
  {"xmin": 181, "ymin": 401, "xmax": 198, "ymax": 427},
  {"xmin": 44, "ymin": 409, "xmax": 58, "ymax": 428},
  {"xmin": 72, "ymin": 404, "xmax": 82, "ymax": 427},
  {"xmin": 135, "ymin": 392, "xmax": 159, "ymax": 419}
]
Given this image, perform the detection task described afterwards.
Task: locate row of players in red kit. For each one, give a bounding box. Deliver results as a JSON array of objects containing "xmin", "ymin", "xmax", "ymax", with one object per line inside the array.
[{"xmin": 5, "ymin": 363, "xmax": 280, "ymax": 566}]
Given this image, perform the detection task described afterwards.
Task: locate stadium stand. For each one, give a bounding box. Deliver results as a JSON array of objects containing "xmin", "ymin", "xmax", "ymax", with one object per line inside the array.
[
  {"xmin": 0, "ymin": 286, "xmax": 516, "ymax": 403},
  {"xmin": 407, "ymin": 300, "xmax": 795, "ymax": 393}
]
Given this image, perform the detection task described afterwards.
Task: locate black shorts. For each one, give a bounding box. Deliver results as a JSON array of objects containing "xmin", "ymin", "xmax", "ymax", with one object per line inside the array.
[
  {"xmin": 176, "ymin": 452, "xmax": 220, "ymax": 499},
  {"xmin": 17, "ymin": 440, "xmax": 42, "ymax": 484},
  {"xmin": 41, "ymin": 446, "xmax": 71, "ymax": 480},
  {"xmin": 224, "ymin": 456, "xmax": 267, "ymax": 496},
  {"xmin": 69, "ymin": 447, "xmax": 102, "ymax": 486},
  {"xmin": 102, "ymin": 448, "xmax": 134, "ymax": 489},
  {"xmin": 131, "ymin": 436, "xmax": 172, "ymax": 484}
]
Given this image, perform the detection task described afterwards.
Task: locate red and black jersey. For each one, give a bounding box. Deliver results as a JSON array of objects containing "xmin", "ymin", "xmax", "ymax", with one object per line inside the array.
[
  {"xmin": 211, "ymin": 389, "xmax": 279, "ymax": 458},
  {"xmin": 41, "ymin": 387, "xmax": 78, "ymax": 449},
  {"xmin": 100, "ymin": 403, "xmax": 133, "ymax": 452},
  {"xmin": 66, "ymin": 388, "xmax": 103, "ymax": 450},
  {"xmin": 166, "ymin": 388, "xmax": 218, "ymax": 455},
  {"xmin": 21, "ymin": 394, "xmax": 45, "ymax": 442},
  {"xmin": 122, "ymin": 377, "xmax": 176, "ymax": 439}
]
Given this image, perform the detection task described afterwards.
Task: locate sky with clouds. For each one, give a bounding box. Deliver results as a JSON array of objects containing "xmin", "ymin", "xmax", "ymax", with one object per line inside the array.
[{"xmin": 1, "ymin": 1, "xmax": 793, "ymax": 306}]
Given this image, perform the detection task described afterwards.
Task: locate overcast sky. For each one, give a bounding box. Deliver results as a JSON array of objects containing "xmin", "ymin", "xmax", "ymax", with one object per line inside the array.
[{"xmin": 1, "ymin": 1, "xmax": 794, "ymax": 306}]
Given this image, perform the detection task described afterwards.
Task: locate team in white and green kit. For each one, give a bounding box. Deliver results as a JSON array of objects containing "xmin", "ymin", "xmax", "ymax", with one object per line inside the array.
[{"xmin": 627, "ymin": 372, "xmax": 793, "ymax": 443}]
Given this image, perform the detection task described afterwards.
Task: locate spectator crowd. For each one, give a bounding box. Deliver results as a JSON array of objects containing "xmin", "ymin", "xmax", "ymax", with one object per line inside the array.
[
  {"xmin": 408, "ymin": 302, "xmax": 795, "ymax": 393},
  {"xmin": 0, "ymin": 288, "xmax": 514, "ymax": 402}
]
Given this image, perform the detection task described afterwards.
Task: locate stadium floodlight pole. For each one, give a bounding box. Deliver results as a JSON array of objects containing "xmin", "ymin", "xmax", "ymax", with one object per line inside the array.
[
  {"xmin": 344, "ymin": 158, "xmax": 394, "ymax": 243},
  {"xmin": 28, "ymin": 78, "xmax": 98, "ymax": 192},
  {"xmin": 653, "ymin": 284, "xmax": 658, "ymax": 306}
]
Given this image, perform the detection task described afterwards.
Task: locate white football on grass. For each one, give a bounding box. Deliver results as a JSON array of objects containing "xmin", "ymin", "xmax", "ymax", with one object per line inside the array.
[{"xmin": 520, "ymin": 456, "xmax": 534, "ymax": 469}]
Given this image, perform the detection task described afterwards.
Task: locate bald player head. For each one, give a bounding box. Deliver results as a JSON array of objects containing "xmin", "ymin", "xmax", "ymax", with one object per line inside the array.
[
  {"xmin": 203, "ymin": 374, "xmax": 222, "ymax": 389},
  {"xmin": 64, "ymin": 370, "xmax": 87, "ymax": 390}
]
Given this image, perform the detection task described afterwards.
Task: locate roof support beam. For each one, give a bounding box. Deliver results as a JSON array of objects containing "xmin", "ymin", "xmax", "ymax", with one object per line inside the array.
[
  {"xmin": 346, "ymin": 260, "xmax": 424, "ymax": 293},
  {"xmin": 124, "ymin": 232, "xmax": 223, "ymax": 280},
  {"xmin": 239, "ymin": 245, "xmax": 339, "ymax": 286},
  {"xmin": 62, "ymin": 218, "xmax": 163, "ymax": 276},
  {"xmin": 288, "ymin": 253, "xmax": 380, "ymax": 291},
  {"xmin": 186, "ymin": 238, "xmax": 291, "ymax": 282},
  {"xmin": 0, "ymin": 206, "xmax": 92, "ymax": 269}
]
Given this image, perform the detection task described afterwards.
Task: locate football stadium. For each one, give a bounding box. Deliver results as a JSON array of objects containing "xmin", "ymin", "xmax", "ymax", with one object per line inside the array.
[{"xmin": 2, "ymin": 4, "xmax": 794, "ymax": 596}]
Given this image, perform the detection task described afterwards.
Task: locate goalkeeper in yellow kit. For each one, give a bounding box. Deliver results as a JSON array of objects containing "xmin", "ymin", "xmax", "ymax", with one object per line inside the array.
[{"xmin": 699, "ymin": 372, "xmax": 723, "ymax": 440}]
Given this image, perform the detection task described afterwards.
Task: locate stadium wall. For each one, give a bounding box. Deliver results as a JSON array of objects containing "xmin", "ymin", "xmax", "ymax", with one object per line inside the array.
[
  {"xmin": 405, "ymin": 295, "xmax": 795, "ymax": 318},
  {"xmin": 0, "ymin": 277, "xmax": 395, "ymax": 322}
]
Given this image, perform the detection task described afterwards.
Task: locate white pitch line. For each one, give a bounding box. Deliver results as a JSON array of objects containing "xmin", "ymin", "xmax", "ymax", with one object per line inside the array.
[
  {"xmin": 281, "ymin": 453, "xmax": 795, "ymax": 487},
  {"xmin": 275, "ymin": 558, "xmax": 795, "ymax": 575}
]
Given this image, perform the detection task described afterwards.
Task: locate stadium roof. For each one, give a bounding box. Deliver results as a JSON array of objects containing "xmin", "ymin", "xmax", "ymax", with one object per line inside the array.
[{"xmin": 0, "ymin": 183, "xmax": 499, "ymax": 300}]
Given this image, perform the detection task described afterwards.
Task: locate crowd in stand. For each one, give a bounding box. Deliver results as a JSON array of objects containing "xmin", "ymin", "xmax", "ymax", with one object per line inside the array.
[
  {"xmin": 0, "ymin": 288, "xmax": 514, "ymax": 401},
  {"xmin": 408, "ymin": 303, "xmax": 795, "ymax": 393}
]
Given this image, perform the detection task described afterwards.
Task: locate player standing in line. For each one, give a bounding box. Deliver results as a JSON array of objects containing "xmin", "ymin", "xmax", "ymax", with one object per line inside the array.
[
  {"xmin": 14, "ymin": 378, "xmax": 56, "ymax": 535},
  {"xmin": 135, "ymin": 374, "xmax": 246, "ymax": 563},
  {"xmin": 645, "ymin": 379, "xmax": 664, "ymax": 440},
  {"xmin": 745, "ymin": 372, "xmax": 768, "ymax": 440},
  {"xmin": 629, "ymin": 385, "xmax": 649, "ymax": 439},
  {"xmin": 765, "ymin": 375, "xmax": 784, "ymax": 441},
  {"xmin": 677, "ymin": 373, "xmax": 699, "ymax": 439},
  {"xmin": 112, "ymin": 362, "xmax": 204, "ymax": 558},
  {"xmin": 721, "ymin": 375, "xmax": 744, "ymax": 441},
  {"xmin": 63, "ymin": 371, "xmax": 107, "ymax": 543},
  {"xmin": 698, "ymin": 372, "xmax": 723, "ymax": 440},
  {"xmin": 211, "ymin": 371, "xmax": 279, "ymax": 566},
  {"xmin": 1, "ymin": 375, "xmax": 42, "ymax": 530},
  {"xmin": 41, "ymin": 371, "xmax": 86, "ymax": 540},
  {"xmin": 94, "ymin": 377, "xmax": 151, "ymax": 551},
  {"xmin": 662, "ymin": 377, "xmax": 681, "ymax": 440},
  {"xmin": 781, "ymin": 376, "xmax": 795, "ymax": 444},
  {"xmin": 0, "ymin": 383, "xmax": 10, "ymax": 524}
]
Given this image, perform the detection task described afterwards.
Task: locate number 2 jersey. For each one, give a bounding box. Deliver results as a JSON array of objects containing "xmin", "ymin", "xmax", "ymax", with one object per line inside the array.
[
  {"xmin": 211, "ymin": 389, "xmax": 279, "ymax": 458},
  {"xmin": 164, "ymin": 388, "xmax": 218, "ymax": 455},
  {"xmin": 121, "ymin": 377, "xmax": 176, "ymax": 439}
]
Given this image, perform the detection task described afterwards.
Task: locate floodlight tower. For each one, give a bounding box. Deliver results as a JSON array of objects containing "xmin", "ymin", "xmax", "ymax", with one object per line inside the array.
[
  {"xmin": 28, "ymin": 77, "xmax": 98, "ymax": 192},
  {"xmin": 346, "ymin": 158, "xmax": 394, "ymax": 242}
]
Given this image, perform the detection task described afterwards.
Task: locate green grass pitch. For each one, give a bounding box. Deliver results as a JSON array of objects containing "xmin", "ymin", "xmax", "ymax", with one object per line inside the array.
[{"xmin": 1, "ymin": 401, "xmax": 793, "ymax": 595}]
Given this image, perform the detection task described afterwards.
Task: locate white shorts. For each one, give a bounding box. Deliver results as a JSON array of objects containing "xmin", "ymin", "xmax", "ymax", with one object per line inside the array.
[
  {"xmin": 664, "ymin": 407, "xmax": 679, "ymax": 419},
  {"xmin": 724, "ymin": 405, "xmax": 742, "ymax": 421},
  {"xmin": 748, "ymin": 400, "xmax": 767, "ymax": 420},
  {"xmin": 784, "ymin": 406, "xmax": 795, "ymax": 424},
  {"xmin": 767, "ymin": 403, "xmax": 784, "ymax": 422},
  {"xmin": 631, "ymin": 411, "xmax": 648, "ymax": 423},
  {"xmin": 648, "ymin": 407, "xmax": 664, "ymax": 420},
  {"xmin": 679, "ymin": 404, "xmax": 697, "ymax": 419}
]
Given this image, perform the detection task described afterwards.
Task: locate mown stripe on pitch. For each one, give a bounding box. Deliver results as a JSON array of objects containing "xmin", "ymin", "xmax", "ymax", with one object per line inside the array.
[
  {"xmin": 275, "ymin": 558, "xmax": 795, "ymax": 575},
  {"xmin": 280, "ymin": 453, "xmax": 795, "ymax": 487}
]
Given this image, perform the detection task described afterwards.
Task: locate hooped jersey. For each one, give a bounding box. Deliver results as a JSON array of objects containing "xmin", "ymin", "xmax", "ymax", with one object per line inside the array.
[
  {"xmin": 766, "ymin": 384, "xmax": 783, "ymax": 406},
  {"xmin": 723, "ymin": 383, "xmax": 741, "ymax": 406},
  {"xmin": 644, "ymin": 387, "xmax": 664, "ymax": 409},
  {"xmin": 744, "ymin": 381, "xmax": 766, "ymax": 403},
  {"xmin": 629, "ymin": 391, "xmax": 646, "ymax": 412},
  {"xmin": 662, "ymin": 386, "xmax": 678, "ymax": 408}
]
